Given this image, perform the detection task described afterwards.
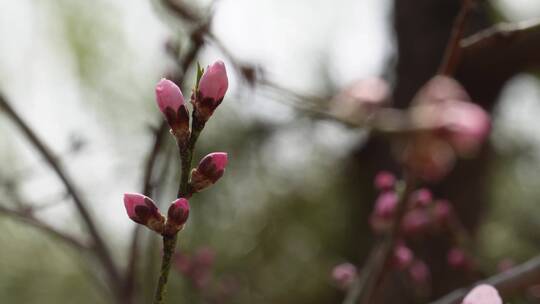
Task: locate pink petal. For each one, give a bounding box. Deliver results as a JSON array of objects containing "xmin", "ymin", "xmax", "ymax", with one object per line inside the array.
[{"xmin": 155, "ymin": 78, "xmax": 185, "ymax": 113}]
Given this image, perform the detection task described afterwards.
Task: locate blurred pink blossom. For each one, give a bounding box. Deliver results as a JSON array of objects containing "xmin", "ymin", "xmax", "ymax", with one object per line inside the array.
[
  {"xmin": 462, "ymin": 284, "xmax": 502, "ymax": 304},
  {"xmin": 374, "ymin": 171, "xmax": 396, "ymax": 191},
  {"xmin": 331, "ymin": 263, "xmax": 357, "ymax": 290}
]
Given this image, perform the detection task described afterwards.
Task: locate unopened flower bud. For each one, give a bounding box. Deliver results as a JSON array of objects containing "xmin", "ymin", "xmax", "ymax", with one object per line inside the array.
[
  {"xmin": 402, "ymin": 209, "xmax": 431, "ymax": 236},
  {"xmin": 447, "ymin": 248, "xmax": 470, "ymax": 269},
  {"xmin": 331, "ymin": 263, "xmax": 357, "ymax": 290},
  {"xmin": 164, "ymin": 198, "xmax": 190, "ymax": 235},
  {"xmin": 409, "ymin": 260, "xmax": 430, "ymax": 285},
  {"xmin": 370, "ymin": 191, "xmax": 398, "ymax": 233},
  {"xmin": 393, "ymin": 243, "xmax": 414, "ymax": 270},
  {"xmin": 190, "ymin": 152, "xmax": 228, "ymax": 193},
  {"xmin": 438, "ymin": 100, "xmax": 491, "ymax": 156},
  {"xmin": 462, "ymin": 284, "xmax": 502, "ymax": 304},
  {"xmin": 156, "ymin": 78, "xmax": 190, "ymax": 142},
  {"xmin": 123, "ymin": 193, "xmax": 165, "ymax": 233},
  {"xmin": 374, "ymin": 171, "xmax": 396, "ymax": 191},
  {"xmin": 433, "ymin": 200, "xmax": 452, "ymax": 224},
  {"xmin": 410, "ymin": 188, "xmax": 433, "ymax": 208},
  {"xmin": 193, "ymin": 60, "xmax": 228, "ymax": 122}
]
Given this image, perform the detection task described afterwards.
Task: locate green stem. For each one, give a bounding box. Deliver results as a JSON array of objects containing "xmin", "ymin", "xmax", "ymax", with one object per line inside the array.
[
  {"xmin": 153, "ymin": 114, "xmax": 206, "ymax": 304},
  {"xmin": 152, "ymin": 234, "xmax": 178, "ymax": 304}
]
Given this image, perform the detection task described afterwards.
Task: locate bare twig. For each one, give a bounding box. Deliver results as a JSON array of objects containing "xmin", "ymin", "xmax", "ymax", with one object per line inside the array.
[
  {"xmin": 0, "ymin": 203, "xmax": 88, "ymax": 251},
  {"xmin": 431, "ymin": 254, "xmax": 540, "ymax": 304},
  {"xmin": 0, "ymin": 93, "xmax": 123, "ymax": 300},
  {"xmin": 439, "ymin": 0, "xmax": 475, "ymax": 75},
  {"xmin": 460, "ymin": 18, "xmax": 540, "ymax": 67}
]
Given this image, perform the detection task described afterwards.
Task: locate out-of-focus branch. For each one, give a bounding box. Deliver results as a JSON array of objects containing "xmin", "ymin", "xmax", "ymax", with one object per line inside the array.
[
  {"xmin": 0, "ymin": 203, "xmax": 88, "ymax": 251},
  {"xmin": 460, "ymin": 18, "xmax": 540, "ymax": 68},
  {"xmin": 431, "ymin": 254, "xmax": 540, "ymax": 304},
  {"xmin": 438, "ymin": 0, "xmax": 475, "ymax": 75},
  {"xmin": 160, "ymin": 0, "xmax": 200, "ymax": 23},
  {"xmin": 0, "ymin": 93, "xmax": 123, "ymax": 300},
  {"xmin": 343, "ymin": 175, "xmax": 416, "ymax": 304}
]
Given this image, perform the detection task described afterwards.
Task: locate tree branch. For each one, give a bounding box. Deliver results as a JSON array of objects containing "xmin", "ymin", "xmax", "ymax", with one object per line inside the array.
[
  {"xmin": 0, "ymin": 93, "xmax": 123, "ymax": 299},
  {"xmin": 431, "ymin": 254, "xmax": 540, "ymax": 304},
  {"xmin": 0, "ymin": 203, "xmax": 88, "ymax": 251}
]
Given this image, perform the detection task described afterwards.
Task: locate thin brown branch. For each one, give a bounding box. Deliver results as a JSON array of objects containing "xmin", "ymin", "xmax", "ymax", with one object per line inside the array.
[
  {"xmin": 438, "ymin": 0, "xmax": 475, "ymax": 75},
  {"xmin": 431, "ymin": 254, "xmax": 540, "ymax": 304},
  {"xmin": 0, "ymin": 93, "xmax": 123, "ymax": 299},
  {"xmin": 0, "ymin": 203, "xmax": 89, "ymax": 251}
]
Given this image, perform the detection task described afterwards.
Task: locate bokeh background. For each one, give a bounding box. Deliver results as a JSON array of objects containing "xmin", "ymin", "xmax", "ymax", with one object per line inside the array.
[{"xmin": 1, "ymin": 0, "xmax": 540, "ymax": 303}]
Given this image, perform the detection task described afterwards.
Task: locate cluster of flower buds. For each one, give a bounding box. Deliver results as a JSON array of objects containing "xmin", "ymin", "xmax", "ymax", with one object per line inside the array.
[
  {"xmin": 155, "ymin": 60, "xmax": 228, "ymax": 147},
  {"xmin": 369, "ymin": 171, "xmax": 454, "ymax": 236},
  {"xmin": 331, "ymin": 262, "xmax": 358, "ymax": 290},
  {"xmin": 123, "ymin": 60, "xmax": 230, "ymax": 234},
  {"xmin": 446, "ymin": 247, "xmax": 472, "ymax": 270},
  {"xmin": 401, "ymin": 76, "xmax": 491, "ymax": 181},
  {"xmin": 462, "ymin": 284, "xmax": 502, "ymax": 304},
  {"xmin": 124, "ymin": 193, "xmax": 189, "ymax": 236}
]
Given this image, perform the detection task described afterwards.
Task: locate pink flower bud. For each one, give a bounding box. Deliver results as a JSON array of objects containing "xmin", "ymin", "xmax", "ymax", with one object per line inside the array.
[
  {"xmin": 193, "ymin": 60, "xmax": 228, "ymax": 122},
  {"xmin": 164, "ymin": 198, "xmax": 190, "ymax": 235},
  {"xmin": 410, "ymin": 188, "xmax": 433, "ymax": 208},
  {"xmin": 332, "ymin": 263, "xmax": 357, "ymax": 290},
  {"xmin": 190, "ymin": 152, "xmax": 228, "ymax": 193},
  {"xmin": 155, "ymin": 78, "xmax": 189, "ymax": 141},
  {"xmin": 462, "ymin": 284, "xmax": 502, "ymax": 304},
  {"xmin": 438, "ymin": 100, "xmax": 491, "ymax": 155},
  {"xmin": 402, "ymin": 209, "xmax": 431, "ymax": 236},
  {"xmin": 156, "ymin": 78, "xmax": 185, "ymax": 113},
  {"xmin": 409, "ymin": 260, "xmax": 430, "ymax": 285},
  {"xmin": 370, "ymin": 191, "xmax": 398, "ymax": 233},
  {"xmin": 199, "ymin": 60, "xmax": 229, "ymax": 101},
  {"xmin": 374, "ymin": 171, "xmax": 396, "ymax": 191},
  {"xmin": 374, "ymin": 191, "xmax": 398, "ymax": 218},
  {"xmin": 393, "ymin": 243, "xmax": 414, "ymax": 270},
  {"xmin": 447, "ymin": 248, "xmax": 469, "ymax": 269},
  {"xmin": 434, "ymin": 200, "xmax": 452, "ymax": 224},
  {"xmin": 123, "ymin": 193, "xmax": 165, "ymax": 233}
]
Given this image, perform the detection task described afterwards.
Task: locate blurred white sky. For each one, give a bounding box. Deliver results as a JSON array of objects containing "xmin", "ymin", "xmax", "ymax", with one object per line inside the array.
[{"xmin": 0, "ymin": 0, "xmax": 539, "ymax": 244}]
